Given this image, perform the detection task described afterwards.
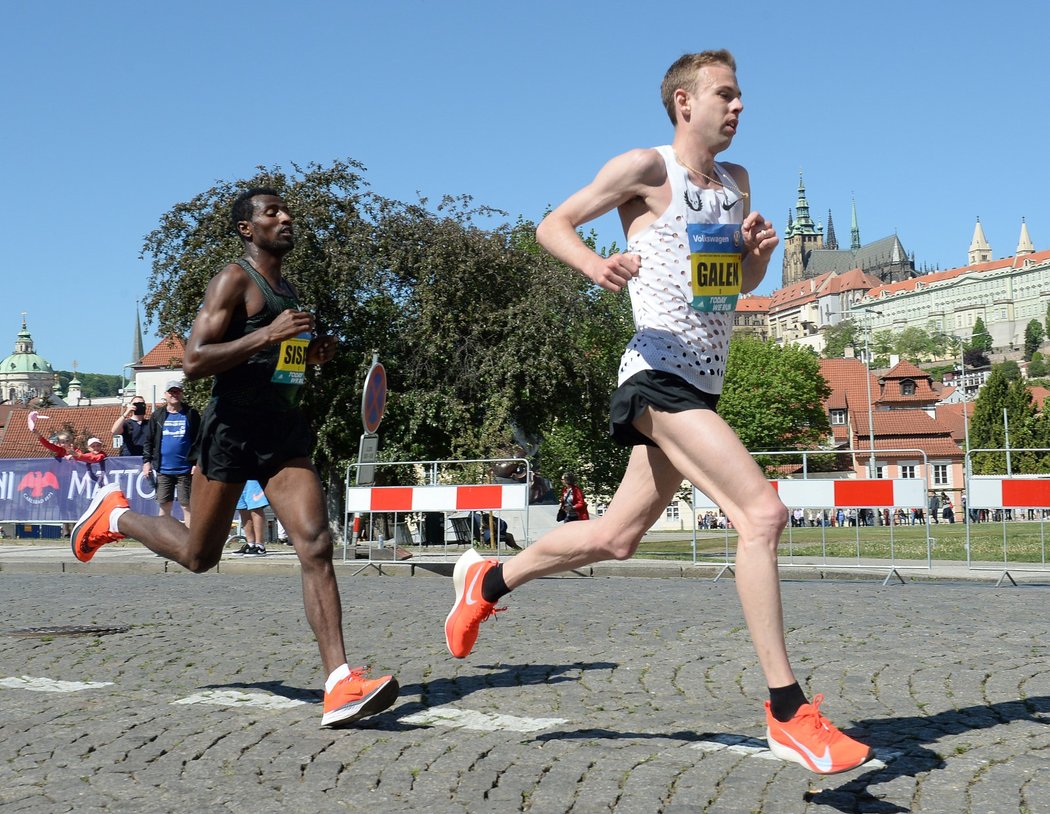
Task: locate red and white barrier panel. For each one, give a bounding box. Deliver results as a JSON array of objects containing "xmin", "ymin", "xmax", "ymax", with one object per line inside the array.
[
  {"xmin": 346, "ymin": 483, "xmax": 529, "ymax": 513},
  {"xmin": 967, "ymin": 478, "xmax": 1050, "ymax": 508},
  {"xmin": 693, "ymin": 479, "xmax": 927, "ymax": 510}
]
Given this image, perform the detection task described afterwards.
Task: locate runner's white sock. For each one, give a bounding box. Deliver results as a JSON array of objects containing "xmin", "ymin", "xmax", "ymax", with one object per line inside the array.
[
  {"xmin": 110, "ymin": 507, "xmax": 129, "ymax": 533},
  {"xmin": 325, "ymin": 663, "xmax": 351, "ymax": 693}
]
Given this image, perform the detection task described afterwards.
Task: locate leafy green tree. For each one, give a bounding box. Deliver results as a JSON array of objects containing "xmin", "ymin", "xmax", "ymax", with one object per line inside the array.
[
  {"xmin": 56, "ymin": 371, "xmax": 123, "ymax": 399},
  {"xmin": 963, "ymin": 347, "xmax": 990, "ymax": 370},
  {"xmin": 894, "ymin": 326, "xmax": 932, "ymax": 362},
  {"xmin": 999, "ymin": 360, "xmax": 1021, "ymax": 382},
  {"xmin": 821, "ymin": 320, "xmax": 857, "ymax": 359},
  {"xmin": 1024, "ymin": 319, "xmax": 1045, "ymax": 360},
  {"xmin": 969, "ymin": 364, "xmax": 1050, "ymax": 474},
  {"xmin": 969, "ymin": 366, "xmax": 1011, "ymax": 474},
  {"xmin": 719, "ymin": 337, "xmax": 831, "ymax": 473},
  {"xmin": 140, "ymin": 159, "xmax": 633, "ymax": 499},
  {"xmin": 971, "ymin": 318, "xmax": 992, "ymax": 351},
  {"xmin": 1028, "ymin": 352, "xmax": 1047, "ymax": 378}
]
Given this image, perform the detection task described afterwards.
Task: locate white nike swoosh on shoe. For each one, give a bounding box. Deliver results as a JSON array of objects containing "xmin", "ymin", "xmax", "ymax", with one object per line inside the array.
[
  {"xmin": 464, "ymin": 565, "xmax": 485, "ymax": 606},
  {"xmin": 780, "ymin": 730, "xmax": 833, "ymax": 773}
]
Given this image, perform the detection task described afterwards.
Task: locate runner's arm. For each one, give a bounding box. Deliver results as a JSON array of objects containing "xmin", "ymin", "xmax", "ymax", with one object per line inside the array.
[
  {"xmin": 724, "ymin": 164, "xmax": 777, "ymax": 294},
  {"xmin": 182, "ymin": 264, "xmax": 316, "ymax": 380},
  {"xmin": 537, "ymin": 149, "xmax": 661, "ymax": 292}
]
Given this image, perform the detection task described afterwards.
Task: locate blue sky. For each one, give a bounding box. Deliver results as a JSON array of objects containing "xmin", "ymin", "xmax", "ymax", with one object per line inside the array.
[{"xmin": 3, "ymin": 0, "xmax": 1047, "ymax": 376}]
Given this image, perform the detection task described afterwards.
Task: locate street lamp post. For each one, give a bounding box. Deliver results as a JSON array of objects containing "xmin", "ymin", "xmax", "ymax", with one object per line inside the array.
[
  {"xmin": 863, "ymin": 332, "xmax": 877, "ymax": 479},
  {"xmin": 933, "ymin": 329, "xmax": 993, "ymax": 525}
]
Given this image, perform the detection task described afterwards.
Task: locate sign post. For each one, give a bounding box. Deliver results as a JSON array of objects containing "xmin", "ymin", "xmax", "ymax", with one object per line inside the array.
[{"xmin": 349, "ymin": 354, "xmax": 388, "ymax": 564}]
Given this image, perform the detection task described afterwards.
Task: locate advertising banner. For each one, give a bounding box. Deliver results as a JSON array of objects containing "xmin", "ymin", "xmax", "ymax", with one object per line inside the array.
[{"xmin": 0, "ymin": 456, "xmax": 164, "ymax": 522}]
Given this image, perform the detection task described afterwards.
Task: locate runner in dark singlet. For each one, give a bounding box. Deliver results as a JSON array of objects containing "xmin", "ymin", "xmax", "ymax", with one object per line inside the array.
[{"xmin": 70, "ymin": 188, "xmax": 398, "ymax": 728}]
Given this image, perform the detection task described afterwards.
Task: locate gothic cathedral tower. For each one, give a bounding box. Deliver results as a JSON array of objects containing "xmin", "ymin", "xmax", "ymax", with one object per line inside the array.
[{"xmin": 781, "ymin": 174, "xmax": 824, "ymax": 287}]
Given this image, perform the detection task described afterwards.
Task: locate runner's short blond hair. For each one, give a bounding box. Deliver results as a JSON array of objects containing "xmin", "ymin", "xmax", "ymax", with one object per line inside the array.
[{"xmin": 661, "ymin": 50, "xmax": 737, "ymax": 124}]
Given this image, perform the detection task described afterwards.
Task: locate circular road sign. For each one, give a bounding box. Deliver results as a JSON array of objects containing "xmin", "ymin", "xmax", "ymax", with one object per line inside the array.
[{"xmin": 361, "ymin": 361, "xmax": 387, "ymax": 434}]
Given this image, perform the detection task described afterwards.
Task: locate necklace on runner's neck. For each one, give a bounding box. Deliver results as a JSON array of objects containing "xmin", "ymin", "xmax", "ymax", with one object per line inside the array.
[{"xmin": 672, "ymin": 149, "xmax": 749, "ymax": 208}]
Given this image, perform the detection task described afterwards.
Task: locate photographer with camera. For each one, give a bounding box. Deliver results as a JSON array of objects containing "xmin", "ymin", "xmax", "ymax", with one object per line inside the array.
[{"xmin": 110, "ymin": 395, "xmax": 150, "ymax": 457}]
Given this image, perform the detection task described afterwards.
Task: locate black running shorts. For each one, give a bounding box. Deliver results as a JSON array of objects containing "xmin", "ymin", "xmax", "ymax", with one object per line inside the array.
[
  {"xmin": 609, "ymin": 369, "xmax": 720, "ymax": 448},
  {"xmin": 196, "ymin": 399, "xmax": 315, "ymax": 485}
]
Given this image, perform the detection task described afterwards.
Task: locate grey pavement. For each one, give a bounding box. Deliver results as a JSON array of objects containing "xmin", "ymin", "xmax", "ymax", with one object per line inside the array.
[{"xmin": 1, "ymin": 546, "xmax": 1049, "ymax": 813}]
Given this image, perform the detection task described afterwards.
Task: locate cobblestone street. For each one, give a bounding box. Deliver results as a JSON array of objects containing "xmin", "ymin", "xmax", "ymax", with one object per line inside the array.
[{"xmin": 2, "ymin": 570, "xmax": 1049, "ymax": 813}]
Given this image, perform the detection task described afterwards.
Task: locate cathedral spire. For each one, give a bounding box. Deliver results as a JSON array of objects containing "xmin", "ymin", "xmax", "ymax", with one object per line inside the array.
[
  {"xmin": 1016, "ymin": 217, "xmax": 1034, "ymax": 257},
  {"xmin": 793, "ymin": 173, "xmax": 817, "ymax": 234},
  {"xmin": 131, "ymin": 308, "xmax": 144, "ymax": 364},
  {"xmin": 850, "ymin": 196, "xmax": 861, "ymax": 252},
  {"xmin": 826, "ymin": 209, "xmax": 839, "ymax": 250},
  {"xmin": 968, "ymin": 216, "xmax": 992, "ymax": 265}
]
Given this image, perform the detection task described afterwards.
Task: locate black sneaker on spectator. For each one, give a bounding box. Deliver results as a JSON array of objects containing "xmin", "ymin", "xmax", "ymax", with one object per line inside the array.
[
  {"xmin": 229, "ymin": 543, "xmax": 251, "ymax": 557},
  {"xmin": 244, "ymin": 544, "xmax": 267, "ymax": 557}
]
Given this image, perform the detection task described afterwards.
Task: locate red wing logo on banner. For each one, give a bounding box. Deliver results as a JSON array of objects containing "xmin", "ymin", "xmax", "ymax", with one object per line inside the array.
[{"xmin": 17, "ymin": 471, "xmax": 60, "ymax": 503}]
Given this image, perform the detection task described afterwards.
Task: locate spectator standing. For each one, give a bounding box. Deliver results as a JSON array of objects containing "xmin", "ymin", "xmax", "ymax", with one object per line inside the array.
[
  {"xmin": 557, "ymin": 473, "xmax": 589, "ymax": 523},
  {"xmin": 928, "ymin": 492, "xmax": 940, "ymax": 524},
  {"xmin": 33, "ymin": 429, "xmax": 106, "ymax": 464},
  {"xmin": 229, "ymin": 480, "xmax": 269, "ymax": 557},
  {"xmin": 111, "ymin": 396, "xmax": 150, "ymax": 456},
  {"xmin": 143, "ymin": 381, "xmax": 201, "ymax": 527}
]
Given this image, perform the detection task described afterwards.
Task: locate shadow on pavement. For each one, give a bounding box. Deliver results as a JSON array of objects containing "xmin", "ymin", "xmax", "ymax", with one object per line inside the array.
[
  {"xmin": 201, "ymin": 661, "xmax": 618, "ymax": 730},
  {"xmin": 532, "ymin": 696, "xmax": 1050, "ymax": 813}
]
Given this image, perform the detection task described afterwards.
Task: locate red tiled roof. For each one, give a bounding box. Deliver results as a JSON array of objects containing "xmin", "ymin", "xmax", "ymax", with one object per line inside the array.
[
  {"xmin": 736, "ymin": 295, "xmax": 770, "ymax": 312},
  {"xmin": 864, "ymin": 248, "xmax": 1050, "ymax": 300},
  {"xmin": 136, "ymin": 334, "xmax": 185, "ymax": 368},
  {"xmin": 0, "ymin": 405, "xmax": 154, "ymax": 459},
  {"xmin": 1030, "ymin": 385, "xmax": 1050, "ymax": 412},
  {"xmin": 821, "ymin": 268, "xmax": 881, "ymax": 295},
  {"xmin": 821, "ymin": 358, "xmax": 961, "ymax": 458},
  {"xmin": 934, "ymin": 402, "xmax": 974, "ymax": 444},
  {"xmin": 882, "ymin": 359, "xmax": 927, "ymax": 379},
  {"xmin": 877, "ymin": 361, "xmax": 939, "ymax": 404}
]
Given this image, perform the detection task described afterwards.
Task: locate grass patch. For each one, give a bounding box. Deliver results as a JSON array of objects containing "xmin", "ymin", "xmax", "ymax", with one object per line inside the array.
[{"xmin": 632, "ymin": 521, "xmax": 1050, "ymax": 563}]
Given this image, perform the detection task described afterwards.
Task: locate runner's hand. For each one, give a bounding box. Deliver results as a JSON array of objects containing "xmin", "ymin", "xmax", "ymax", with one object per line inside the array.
[
  {"xmin": 307, "ymin": 335, "xmax": 337, "ymax": 366},
  {"xmin": 741, "ymin": 212, "xmax": 778, "ymax": 259},
  {"xmin": 267, "ymin": 309, "xmax": 315, "ymax": 343},
  {"xmin": 585, "ymin": 253, "xmax": 641, "ymax": 292}
]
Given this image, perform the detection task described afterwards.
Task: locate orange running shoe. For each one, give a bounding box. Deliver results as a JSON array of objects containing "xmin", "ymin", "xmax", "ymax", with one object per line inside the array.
[
  {"xmin": 70, "ymin": 483, "xmax": 128, "ymax": 563},
  {"xmin": 444, "ymin": 548, "xmax": 504, "ymax": 658},
  {"xmin": 321, "ymin": 668, "xmax": 399, "ymax": 728},
  {"xmin": 765, "ymin": 694, "xmax": 873, "ymax": 774}
]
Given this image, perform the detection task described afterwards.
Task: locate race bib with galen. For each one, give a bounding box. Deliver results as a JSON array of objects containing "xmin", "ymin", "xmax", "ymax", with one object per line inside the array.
[{"xmin": 688, "ymin": 223, "xmax": 745, "ymax": 313}]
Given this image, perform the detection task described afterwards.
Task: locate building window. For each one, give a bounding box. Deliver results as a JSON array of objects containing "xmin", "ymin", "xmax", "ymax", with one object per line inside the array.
[
  {"xmin": 901, "ymin": 464, "xmax": 917, "ymax": 479},
  {"xmin": 875, "ymin": 465, "xmax": 884, "ymax": 479},
  {"xmin": 830, "ymin": 409, "xmax": 847, "ymax": 425},
  {"xmin": 665, "ymin": 504, "xmax": 680, "ymax": 521},
  {"xmin": 595, "ymin": 503, "xmax": 607, "ymax": 517},
  {"xmin": 932, "ymin": 464, "xmax": 949, "ymax": 486},
  {"xmin": 901, "ymin": 379, "xmax": 916, "ymax": 396}
]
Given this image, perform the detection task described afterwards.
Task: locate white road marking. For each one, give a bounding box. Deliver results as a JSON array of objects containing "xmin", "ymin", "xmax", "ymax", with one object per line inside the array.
[
  {"xmin": 691, "ymin": 734, "xmax": 898, "ymax": 768},
  {"xmin": 0, "ymin": 675, "xmax": 113, "ymax": 693},
  {"xmin": 172, "ymin": 690, "xmax": 307, "ymax": 709},
  {"xmin": 400, "ymin": 706, "xmax": 567, "ymax": 733}
]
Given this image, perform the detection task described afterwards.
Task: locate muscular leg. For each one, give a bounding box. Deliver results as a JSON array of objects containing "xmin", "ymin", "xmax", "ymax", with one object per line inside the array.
[
  {"xmin": 263, "ymin": 460, "xmax": 347, "ymax": 675},
  {"xmin": 636, "ymin": 408, "xmax": 794, "ymax": 689},
  {"xmin": 502, "ymin": 444, "xmax": 684, "ymax": 587},
  {"xmin": 117, "ymin": 471, "xmax": 243, "ymax": 573}
]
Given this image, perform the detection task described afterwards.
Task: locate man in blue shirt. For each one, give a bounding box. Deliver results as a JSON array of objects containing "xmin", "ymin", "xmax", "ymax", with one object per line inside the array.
[{"xmin": 142, "ymin": 381, "xmax": 200, "ymax": 527}]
